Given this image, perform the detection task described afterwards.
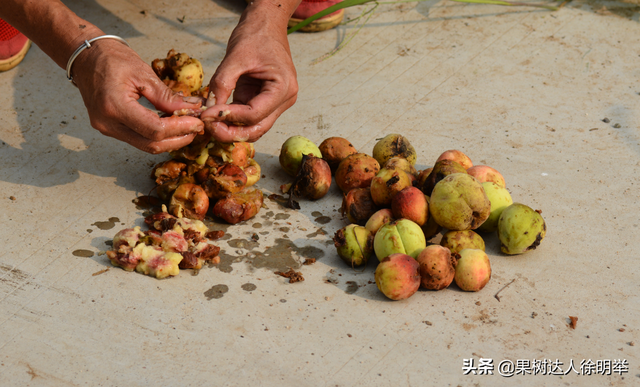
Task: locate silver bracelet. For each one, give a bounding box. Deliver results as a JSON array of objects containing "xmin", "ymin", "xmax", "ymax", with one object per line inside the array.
[{"xmin": 66, "ymin": 35, "xmax": 130, "ymax": 86}]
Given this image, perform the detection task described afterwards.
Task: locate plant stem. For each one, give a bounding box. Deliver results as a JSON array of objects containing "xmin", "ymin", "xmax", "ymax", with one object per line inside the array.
[{"xmin": 287, "ymin": 0, "xmax": 559, "ymax": 34}]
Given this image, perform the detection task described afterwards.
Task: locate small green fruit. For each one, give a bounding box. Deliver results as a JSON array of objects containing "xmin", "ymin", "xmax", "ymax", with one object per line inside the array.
[
  {"xmin": 440, "ymin": 230, "xmax": 485, "ymax": 254},
  {"xmin": 279, "ymin": 136, "xmax": 322, "ymax": 176},
  {"xmin": 372, "ymin": 134, "xmax": 417, "ymax": 167},
  {"xmin": 429, "ymin": 173, "xmax": 491, "ymax": 231},
  {"xmin": 374, "ymin": 219, "xmax": 426, "ymax": 261},
  {"xmin": 333, "ymin": 224, "xmax": 374, "ymax": 267},
  {"xmin": 421, "ymin": 159, "xmax": 467, "ymax": 196},
  {"xmin": 498, "ymin": 203, "xmax": 546, "ymax": 255},
  {"xmin": 477, "ymin": 182, "xmax": 513, "ymax": 233}
]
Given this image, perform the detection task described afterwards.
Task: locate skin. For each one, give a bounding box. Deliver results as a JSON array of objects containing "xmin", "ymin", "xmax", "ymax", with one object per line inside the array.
[
  {"xmin": 201, "ymin": 0, "xmax": 299, "ymax": 143},
  {"xmin": 0, "ymin": 0, "xmax": 301, "ymax": 152}
]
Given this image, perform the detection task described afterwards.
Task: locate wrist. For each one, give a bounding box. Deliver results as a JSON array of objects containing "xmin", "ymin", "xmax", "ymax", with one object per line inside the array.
[
  {"xmin": 66, "ymin": 35, "xmax": 131, "ymax": 86},
  {"xmin": 243, "ymin": 0, "xmax": 301, "ymax": 28}
]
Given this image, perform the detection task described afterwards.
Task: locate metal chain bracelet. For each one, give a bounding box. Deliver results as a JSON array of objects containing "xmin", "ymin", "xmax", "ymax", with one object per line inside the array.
[{"xmin": 66, "ymin": 35, "xmax": 130, "ymax": 87}]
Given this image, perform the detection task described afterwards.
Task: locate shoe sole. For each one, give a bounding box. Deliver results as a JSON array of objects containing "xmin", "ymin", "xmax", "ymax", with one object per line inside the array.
[
  {"xmin": 0, "ymin": 40, "xmax": 31, "ymax": 72},
  {"xmin": 288, "ymin": 9, "xmax": 344, "ymax": 32}
]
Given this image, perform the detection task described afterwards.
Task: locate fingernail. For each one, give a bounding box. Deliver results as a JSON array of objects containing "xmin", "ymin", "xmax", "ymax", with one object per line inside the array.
[
  {"xmin": 183, "ymin": 96, "xmax": 204, "ymax": 104},
  {"xmin": 218, "ymin": 109, "xmax": 231, "ymax": 118},
  {"xmin": 206, "ymin": 93, "xmax": 217, "ymax": 108}
]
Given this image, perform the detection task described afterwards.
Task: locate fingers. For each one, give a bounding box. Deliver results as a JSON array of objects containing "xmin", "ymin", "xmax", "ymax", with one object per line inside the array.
[
  {"xmin": 202, "ymin": 90, "xmax": 296, "ymax": 143},
  {"xmin": 203, "ymin": 109, "xmax": 279, "ymax": 143},
  {"xmin": 142, "ymin": 78, "xmax": 205, "ymax": 114},
  {"xmin": 201, "ymin": 82, "xmax": 296, "ymax": 125},
  {"xmin": 207, "ymin": 62, "xmax": 241, "ymax": 110},
  {"xmin": 99, "ymin": 78, "xmax": 204, "ymax": 142},
  {"xmin": 102, "ymin": 122, "xmax": 198, "ymax": 154}
]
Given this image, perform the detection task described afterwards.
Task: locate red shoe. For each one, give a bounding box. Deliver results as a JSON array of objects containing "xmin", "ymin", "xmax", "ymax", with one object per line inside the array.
[
  {"xmin": 0, "ymin": 19, "xmax": 31, "ymax": 72},
  {"xmin": 289, "ymin": 0, "xmax": 344, "ymax": 32}
]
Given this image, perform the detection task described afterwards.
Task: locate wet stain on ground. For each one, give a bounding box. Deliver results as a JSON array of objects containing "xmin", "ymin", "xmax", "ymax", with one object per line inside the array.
[
  {"xmin": 292, "ymin": 243, "xmax": 325, "ymax": 260},
  {"xmin": 314, "ymin": 216, "xmax": 332, "ymax": 224},
  {"xmin": 279, "ymin": 227, "xmax": 290, "ymax": 232},
  {"xmin": 263, "ymin": 211, "xmax": 275, "ymax": 219},
  {"xmin": 252, "ymin": 222, "xmax": 262, "ymax": 228},
  {"xmin": 132, "ymin": 196, "xmax": 163, "ymax": 210},
  {"xmin": 92, "ymin": 217, "xmax": 120, "ymax": 230},
  {"xmin": 72, "ymin": 249, "xmax": 94, "ymax": 258},
  {"xmin": 86, "ymin": 229, "xmax": 93, "ymax": 233},
  {"xmin": 204, "ymin": 284, "xmax": 229, "ymax": 300},
  {"xmin": 213, "ymin": 253, "xmax": 237, "ymax": 273},
  {"xmin": 213, "ymin": 238, "xmax": 326, "ymax": 272},
  {"xmin": 345, "ymin": 281, "xmax": 359, "ymax": 294},
  {"xmin": 306, "ymin": 228, "xmax": 326, "ymax": 238},
  {"xmin": 259, "ymin": 231, "xmax": 269, "ymax": 235},
  {"xmin": 241, "ymin": 283, "xmax": 257, "ymax": 292},
  {"xmin": 250, "ymin": 239, "xmax": 302, "ymax": 271},
  {"xmin": 311, "ymin": 211, "xmax": 323, "ymax": 217},
  {"xmin": 275, "ymin": 213, "xmax": 290, "ymax": 220},
  {"xmin": 228, "ymin": 238, "xmax": 260, "ymax": 250}
]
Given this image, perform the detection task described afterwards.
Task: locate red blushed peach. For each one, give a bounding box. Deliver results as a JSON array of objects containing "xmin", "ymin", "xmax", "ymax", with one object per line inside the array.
[
  {"xmin": 467, "ymin": 165, "xmax": 506, "ymax": 188},
  {"xmin": 436, "ymin": 149, "xmax": 473, "ymax": 170},
  {"xmin": 370, "ymin": 168, "xmax": 413, "ymax": 207},
  {"xmin": 365, "ymin": 208, "xmax": 394, "ymax": 236},
  {"xmin": 454, "ymin": 249, "xmax": 491, "ymax": 292},
  {"xmin": 291, "ymin": 155, "xmax": 332, "ymax": 200},
  {"xmin": 319, "ymin": 137, "xmax": 358, "ymax": 173},
  {"xmin": 375, "ymin": 253, "xmax": 421, "ymax": 300},
  {"xmin": 391, "ymin": 187, "xmax": 429, "ymax": 226},
  {"xmin": 416, "ymin": 245, "xmax": 456, "ymax": 290},
  {"xmin": 341, "ymin": 188, "xmax": 379, "ymax": 225},
  {"xmin": 335, "ymin": 153, "xmax": 380, "ymax": 193}
]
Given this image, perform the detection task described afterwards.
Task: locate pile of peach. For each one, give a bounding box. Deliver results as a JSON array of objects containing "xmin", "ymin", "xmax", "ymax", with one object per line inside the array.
[
  {"xmin": 150, "ymin": 134, "xmax": 264, "ymax": 225},
  {"xmin": 278, "ymin": 134, "xmax": 546, "ymax": 300}
]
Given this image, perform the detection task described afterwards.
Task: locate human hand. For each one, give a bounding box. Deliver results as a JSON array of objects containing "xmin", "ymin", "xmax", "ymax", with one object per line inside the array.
[
  {"xmin": 200, "ymin": 3, "xmax": 299, "ymax": 143},
  {"xmin": 70, "ymin": 39, "xmax": 205, "ymax": 154}
]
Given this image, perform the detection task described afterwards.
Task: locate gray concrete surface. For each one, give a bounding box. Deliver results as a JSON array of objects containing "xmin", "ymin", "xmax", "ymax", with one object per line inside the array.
[{"xmin": 1, "ymin": 0, "xmax": 639, "ymax": 386}]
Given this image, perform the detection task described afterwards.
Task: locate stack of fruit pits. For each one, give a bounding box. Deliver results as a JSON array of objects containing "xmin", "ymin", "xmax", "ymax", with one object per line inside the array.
[
  {"xmin": 277, "ymin": 133, "xmax": 547, "ymax": 301},
  {"xmin": 148, "ymin": 50, "xmax": 264, "ymax": 225},
  {"xmin": 106, "ymin": 208, "xmax": 223, "ymax": 279},
  {"xmin": 105, "ymin": 51, "xmax": 266, "ymax": 279},
  {"xmin": 152, "ymin": 134, "xmax": 263, "ymax": 224}
]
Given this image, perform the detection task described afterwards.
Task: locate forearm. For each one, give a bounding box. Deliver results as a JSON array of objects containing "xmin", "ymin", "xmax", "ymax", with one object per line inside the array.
[
  {"xmin": 0, "ymin": 0, "xmax": 103, "ymax": 69},
  {"xmin": 242, "ymin": 0, "xmax": 303, "ymax": 31}
]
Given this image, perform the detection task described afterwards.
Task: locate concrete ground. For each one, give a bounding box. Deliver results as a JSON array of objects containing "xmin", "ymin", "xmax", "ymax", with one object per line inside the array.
[{"xmin": 1, "ymin": 0, "xmax": 639, "ymax": 386}]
